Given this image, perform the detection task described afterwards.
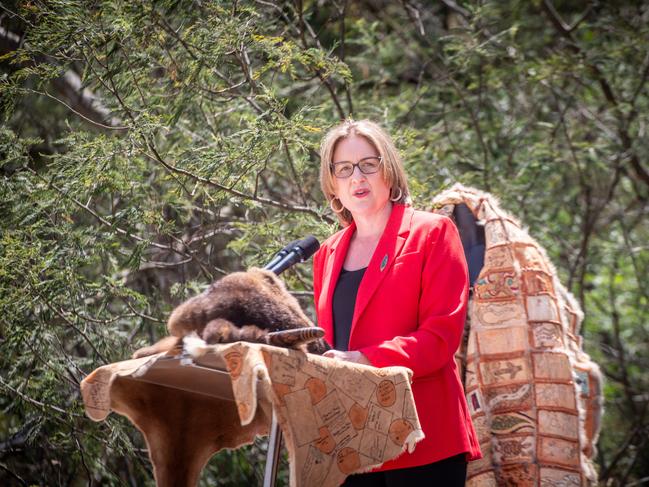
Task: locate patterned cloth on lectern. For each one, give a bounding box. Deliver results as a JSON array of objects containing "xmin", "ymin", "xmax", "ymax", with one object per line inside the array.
[
  {"xmin": 432, "ymin": 184, "xmax": 603, "ymax": 487},
  {"xmin": 221, "ymin": 342, "xmax": 423, "ymax": 487}
]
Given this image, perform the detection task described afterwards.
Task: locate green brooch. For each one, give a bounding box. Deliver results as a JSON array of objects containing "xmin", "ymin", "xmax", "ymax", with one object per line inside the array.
[{"xmin": 380, "ymin": 254, "xmax": 388, "ymax": 271}]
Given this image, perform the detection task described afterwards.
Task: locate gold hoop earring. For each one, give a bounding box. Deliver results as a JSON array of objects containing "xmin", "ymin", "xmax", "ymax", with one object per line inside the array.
[
  {"xmin": 390, "ymin": 187, "xmax": 403, "ymax": 202},
  {"xmin": 330, "ymin": 197, "xmax": 344, "ymax": 213}
]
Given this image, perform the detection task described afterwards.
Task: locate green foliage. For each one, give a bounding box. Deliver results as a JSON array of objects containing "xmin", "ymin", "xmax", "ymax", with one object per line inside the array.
[{"xmin": 1, "ymin": 0, "xmax": 648, "ymax": 485}]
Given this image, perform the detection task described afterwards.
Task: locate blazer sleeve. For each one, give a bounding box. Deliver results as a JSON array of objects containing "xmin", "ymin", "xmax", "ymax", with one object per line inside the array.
[{"xmin": 358, "ymin": 216, "xmax": 469, "ymax": 378}]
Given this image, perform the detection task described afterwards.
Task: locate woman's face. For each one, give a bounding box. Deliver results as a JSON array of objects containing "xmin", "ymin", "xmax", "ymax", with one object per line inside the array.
[{"xmin": 332, "ymin": 135, "xmax": 391, "ymax": 221}]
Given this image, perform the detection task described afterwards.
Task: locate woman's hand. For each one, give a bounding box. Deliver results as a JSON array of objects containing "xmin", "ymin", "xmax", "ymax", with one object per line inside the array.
[{"xmin": 323, "ymin": 349, "xmax": 372, "ymax": 366}]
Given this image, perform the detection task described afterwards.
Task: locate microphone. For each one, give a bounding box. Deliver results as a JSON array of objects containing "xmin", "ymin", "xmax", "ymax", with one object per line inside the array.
[
  {"xmin": 263, "ymin": 239, "xmax": 300, "ymax": 272},
  {"xmin": 264, "ymin": 236, "xmax": 320, "ymax": 275}
]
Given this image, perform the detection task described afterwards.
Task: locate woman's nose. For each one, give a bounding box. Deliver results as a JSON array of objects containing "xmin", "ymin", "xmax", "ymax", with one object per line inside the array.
[{"xmin": 350, "ymin": 164, "xmax": 366, "ymax": 181}]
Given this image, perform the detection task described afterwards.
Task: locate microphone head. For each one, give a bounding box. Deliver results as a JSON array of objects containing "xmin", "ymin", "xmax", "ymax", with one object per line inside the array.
[
  {"xmin": 295, "ymin": 235, "xmax": 320, "ymax": 261},
  {"xmin": 280, "ymin": 239, "xmax": 300, "ymax": 254}
]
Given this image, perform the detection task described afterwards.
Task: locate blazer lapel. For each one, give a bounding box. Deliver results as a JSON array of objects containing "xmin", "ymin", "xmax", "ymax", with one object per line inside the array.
[
  {"xmin": 351, "ymin": 204, "xmax": 413, "ymax": 339},
  {"xmin": 320, "ymin": 222, "xmax": 356, "ymax": 342}
]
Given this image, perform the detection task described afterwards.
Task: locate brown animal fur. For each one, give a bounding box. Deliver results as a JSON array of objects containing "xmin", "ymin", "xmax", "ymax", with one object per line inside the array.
[
  {"xmin": 133, "ymin": 268, "xmax": 329, "ymax": 358},
  {"xmin": 109, "ymin": 376, "xmax": 270, "ymax": 487}
]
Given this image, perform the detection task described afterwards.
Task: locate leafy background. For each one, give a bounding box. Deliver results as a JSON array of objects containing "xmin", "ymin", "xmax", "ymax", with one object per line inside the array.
[{"xmin": 1, "ymin": 0, "xmax": 647, "ymax": 485}]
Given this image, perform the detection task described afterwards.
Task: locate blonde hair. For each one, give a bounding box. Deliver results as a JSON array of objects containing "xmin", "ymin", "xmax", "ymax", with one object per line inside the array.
[{"xmin": 319, "ymin": 119, "xmax": 410, "ymax": 225}]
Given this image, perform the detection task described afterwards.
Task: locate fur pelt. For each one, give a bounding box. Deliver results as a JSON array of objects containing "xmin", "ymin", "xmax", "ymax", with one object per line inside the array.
[
  {"xmin": 133, "ymin": 268, "xmax": 329, "ymax": 359},
  {"xmin": 108, "ymin": 374, "xmax": 271, "ymax": 487}
]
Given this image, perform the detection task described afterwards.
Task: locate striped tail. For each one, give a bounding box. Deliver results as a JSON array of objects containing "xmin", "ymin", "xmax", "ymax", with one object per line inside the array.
[{"xmin": 265, "ymin": 327, "xmax": 326, "ymax": 349}]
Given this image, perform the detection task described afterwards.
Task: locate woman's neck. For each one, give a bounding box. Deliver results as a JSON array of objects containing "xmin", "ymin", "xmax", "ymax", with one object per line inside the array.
[{"xmin": 352, "ymin": 202, "xmax": 393, "ymax": 240}]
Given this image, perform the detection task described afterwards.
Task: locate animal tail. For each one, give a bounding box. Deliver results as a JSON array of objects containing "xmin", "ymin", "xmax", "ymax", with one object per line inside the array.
[{"xmin": 265, "ymin": 327, "xmax": 326, "ymax": 349}]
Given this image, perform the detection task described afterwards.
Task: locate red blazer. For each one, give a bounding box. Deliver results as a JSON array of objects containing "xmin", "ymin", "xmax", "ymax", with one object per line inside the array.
[{"xmin": 313, "ymin": 204, "xmax": 481, "ymax": 470}]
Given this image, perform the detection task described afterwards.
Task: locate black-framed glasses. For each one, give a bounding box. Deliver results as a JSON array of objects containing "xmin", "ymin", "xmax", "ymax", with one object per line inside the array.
[{"xmin": 330, "ymin": 156, "xmax": 383, "ymax": 178}]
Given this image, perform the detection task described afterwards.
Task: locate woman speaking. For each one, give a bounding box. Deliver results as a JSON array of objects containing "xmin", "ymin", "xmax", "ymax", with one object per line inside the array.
[{"xmin": 313, "ymin": 119, "xmax": 481, "ymax": 486}]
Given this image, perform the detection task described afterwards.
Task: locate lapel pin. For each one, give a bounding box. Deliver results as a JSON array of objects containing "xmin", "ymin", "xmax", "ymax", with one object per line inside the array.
[{"xmin": 380, "ymin": 254, "xmax": 388, "ymax": 271}]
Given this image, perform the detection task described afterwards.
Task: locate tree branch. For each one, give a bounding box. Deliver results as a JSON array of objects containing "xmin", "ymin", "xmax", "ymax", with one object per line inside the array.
[
  {"xmin": 0, "ymin": 25, "xmax": 124, "ymax": 130},
  {"xmin": 541, "ymin": 0, "xmax": 649, "ymax": 190},
  {"xmin": 143, "ymin": 144, "xmax": 325, "ymax": 219}
]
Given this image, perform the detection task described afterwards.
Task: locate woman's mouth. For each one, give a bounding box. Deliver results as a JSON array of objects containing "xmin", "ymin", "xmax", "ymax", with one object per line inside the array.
[{"xmin": 353, "ymin": 188, "xmax": 369, "ymax": 198}]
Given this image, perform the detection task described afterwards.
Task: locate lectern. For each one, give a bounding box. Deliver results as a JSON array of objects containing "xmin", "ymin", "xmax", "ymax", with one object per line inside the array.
[{"xmin": 81, "ymin": 341, "xmax": 423, "ymax": 487}]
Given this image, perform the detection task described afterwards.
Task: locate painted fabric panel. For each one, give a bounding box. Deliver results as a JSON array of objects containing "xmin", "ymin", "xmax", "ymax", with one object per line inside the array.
[{"xmin": 433, "ymin": 184, "xmax": 603, "ymax": 487}]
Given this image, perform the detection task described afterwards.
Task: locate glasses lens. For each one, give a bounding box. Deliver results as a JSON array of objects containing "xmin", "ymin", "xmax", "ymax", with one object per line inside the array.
[
  {"xmin": 333, "ymin": 163, "xmax": 353, "ymax": 178},
  {"xmin": 332, "ymin": 157, "xmax": 381, "ymax": 178},
  {"xmin": 359, "ymin": 157, "xmax": 381, "ymax": 174}
]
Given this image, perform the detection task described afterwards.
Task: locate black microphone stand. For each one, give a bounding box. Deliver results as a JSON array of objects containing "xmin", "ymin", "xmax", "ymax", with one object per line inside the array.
[{"xmin": 262, "ymin": 236, "xmax": 319, "ymax": 487}]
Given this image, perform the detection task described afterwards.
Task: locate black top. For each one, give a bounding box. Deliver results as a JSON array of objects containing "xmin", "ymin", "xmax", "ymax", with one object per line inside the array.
[{"xmin": 332, "ymin": 267, "xmax": 366, "ymax": 351}]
